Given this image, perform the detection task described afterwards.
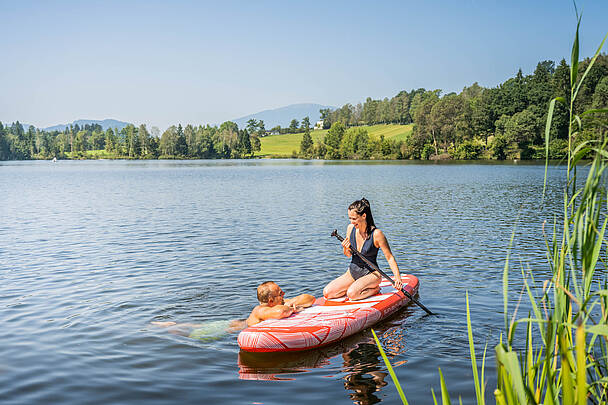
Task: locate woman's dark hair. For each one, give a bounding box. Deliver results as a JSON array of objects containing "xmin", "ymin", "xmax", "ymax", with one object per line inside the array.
[{"xmin": 348, "ymin": 198, "xmax": 376, "ymax": 238}]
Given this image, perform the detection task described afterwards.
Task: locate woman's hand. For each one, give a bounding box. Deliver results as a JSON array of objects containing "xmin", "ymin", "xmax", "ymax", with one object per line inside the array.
[
  {"xmin": 393, "ymin": 278, "xmax": 403, "ymax": 291},
  {"xmin": 342, "ymin": 237, "xmax": 351, "ymax": 251}
]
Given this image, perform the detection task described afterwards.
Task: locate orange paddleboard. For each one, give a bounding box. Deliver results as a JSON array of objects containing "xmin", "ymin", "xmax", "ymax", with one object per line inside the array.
[{"xmin": 238, "ymin": 274, "xmax": 419, "ymax": 352}]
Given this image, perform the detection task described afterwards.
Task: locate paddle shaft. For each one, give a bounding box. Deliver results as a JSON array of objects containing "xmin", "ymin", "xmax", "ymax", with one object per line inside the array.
[{"xmin": 331, "ymin": 230, "xmax": 436, "ymax": 316}]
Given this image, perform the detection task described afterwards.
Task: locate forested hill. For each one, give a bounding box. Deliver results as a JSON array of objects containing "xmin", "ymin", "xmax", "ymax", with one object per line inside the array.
[
  {"xmin": 314, "ymin": 55, "xmax": 608, "ymax": 160},
  {"xmin": 0, "ymin": 55, "xmax": 606, "ymax": 161}
]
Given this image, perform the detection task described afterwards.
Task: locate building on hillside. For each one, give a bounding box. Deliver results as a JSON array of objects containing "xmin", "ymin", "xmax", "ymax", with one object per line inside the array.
[{"xmin": 314, "ymin": 120, "xmax": 324, "ymax": 130}]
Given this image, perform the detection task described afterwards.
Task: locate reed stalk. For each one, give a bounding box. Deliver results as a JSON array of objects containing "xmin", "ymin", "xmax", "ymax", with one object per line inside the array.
[{"xmin": 374, "ymin": 14, "xmax": 608, "ymax": 404}]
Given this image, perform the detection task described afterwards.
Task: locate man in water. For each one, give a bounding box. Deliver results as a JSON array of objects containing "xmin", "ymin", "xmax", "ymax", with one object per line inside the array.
[
  {"xmin": 246, "ymin": 281, "xmax": 315, "ymax": 326},
  {"xmin": 151, "ymin": 281, "xmax": 315, "ymax": 338}
]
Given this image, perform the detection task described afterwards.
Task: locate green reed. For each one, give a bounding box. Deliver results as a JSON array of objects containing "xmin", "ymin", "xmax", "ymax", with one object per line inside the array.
[{"xmin": 374, "ymin": 15, "xmax": 608, "ymax": 405}]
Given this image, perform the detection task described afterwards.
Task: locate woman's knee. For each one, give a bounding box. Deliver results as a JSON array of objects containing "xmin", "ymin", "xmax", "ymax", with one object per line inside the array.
[
  {"xmin": 323, "ymin": 284, "xmax": 334, "ymax": 298},
  {"xmin": 346, "ymin": 286, "xmax": 360, "ymax": 300}
]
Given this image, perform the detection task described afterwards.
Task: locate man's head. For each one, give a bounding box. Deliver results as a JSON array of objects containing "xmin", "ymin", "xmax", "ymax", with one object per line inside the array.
[{"xmin": 257, "ymin": 281, "xmax": 285, "ymax": 306}]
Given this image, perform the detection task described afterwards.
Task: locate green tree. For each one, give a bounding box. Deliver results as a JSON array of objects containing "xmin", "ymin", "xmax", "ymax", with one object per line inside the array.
[
  {"xmin": 411, "ymin": 92, "xmax": 440, "ymax": 155},
  {"xmin": 289, "ymin": 119, "xmax": 299, "ymax": 133},
  {"xmin": 184, "ymin": 124, "xmax": 197, "ymax": 156},
  {"xmin": 138, "ymin": 124, "xmax": 150, "ymax": 156},
  {"xmin": 236, "ymin": 129, "xmax": 252, "ymax": 157},
  {"xmin": 584, "ymin": 76, "xmax": 608, "ymax": 140},
  {"xmin": 160, "ymin": 126, "xmax": 178, "ymax": 156},
  {"xmin": 257, "ymin": 120, "xmax": 266, "ymax": 137},
  {"xmin": 250, "ymin": 134, "xmax": 261, "ymax": 154},
  {"xmin": 473, "ymin": 90, "xmax": 495, "ymax": 145},
  {"xmin": 491, "ymin": 69, "xmax": 528, "ymax": 118},
  {"xmin": 0, "ymin": 122, "xmax": 9, "ymax": 160},
  {"xmin": 105, "ymin": 128, "xmax": 117, "ymax": 154},
  {"xmin": 73, "ymin": 130, "xmax": 87, "ymax": 153},
  {"xmin": 504, "ymin": 108, "xmax": 538, "ymax": 146},
  {"xmin": 528, "ymin": 60, "xmax": 554, "ymax": 107},
  {"xmin": 363, "ymin": 97, "xmax": 379, "ymax": 124},
  {"xmin": 246, "ymin": 119, "xmax": 258, "ymax": 134},
  {"xmin": 26, "ymin": 125, "xmax": 36, "ymax": 156},
  {"xmin": 393, "ymin": 91, "xmax": 411, "ymax": 124},
  {"xmin": 217, "ymin": 121, "xmax": 238, "ymax": 158},
  {"xmin": 324, "ymin": 121, "xmax": 345, "ymax": 159},
  {"xmin": 301, "ymin": 116, "xmax": 310, "ymax": 130},
  {"xmin": 592, "ymin": 76, "xmax": 608, "ymax": 108},
  {"xmin": 88, "ymin": 129, "xmax": 103, "ymax": 151},
  {"xmin": 340, "ymin": 127, "xmax": 370, "ymax": 159},
  {"xmin": 430, "ymin": 94, "xmax": 466, "ymax": 153},
  {"xmin": 319, "ymin": 108, "xmax": 331, "ymax": 128},
  {"xmin": 124, "ymin": 125, "xmax": 140, "ymax": 157},
  {"xmin": 175, "ymin": 124, "xmax": 187, "ymax": 157},
  {"xmin": 300, "ymin": 127, "xmax": 313, "ymax": 157}
]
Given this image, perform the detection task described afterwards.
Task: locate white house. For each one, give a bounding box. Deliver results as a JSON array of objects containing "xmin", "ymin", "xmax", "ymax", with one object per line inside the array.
[{"xmin": 314, "ymin": 120, "xmax": 324, "ymax": 130}]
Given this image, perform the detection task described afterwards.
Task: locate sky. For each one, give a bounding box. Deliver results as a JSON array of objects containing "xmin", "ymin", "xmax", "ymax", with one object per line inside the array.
[{"xmin": 1, "ymin": 0, "xmax": 607, "ymax": 131}]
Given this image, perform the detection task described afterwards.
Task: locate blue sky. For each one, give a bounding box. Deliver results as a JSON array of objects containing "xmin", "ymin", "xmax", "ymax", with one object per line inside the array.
[{"xmin": 1, "ymin": 0, "xmax": 607, "ymax": 130}]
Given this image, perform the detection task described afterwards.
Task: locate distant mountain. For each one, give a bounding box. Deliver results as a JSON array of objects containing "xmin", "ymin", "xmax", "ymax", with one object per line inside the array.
[
  {"xmin": 44, "ymin": 119, "xmax": 131, "ymax": 132},
  {"xmin": 231, "ymin": 103, "xmax": 334, "ymax": 129}
]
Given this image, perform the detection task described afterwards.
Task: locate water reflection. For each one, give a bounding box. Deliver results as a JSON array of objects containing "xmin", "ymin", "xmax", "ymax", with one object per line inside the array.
[
  {"xmin": 238, "ymin": 308, "xmax": 412, "ymax": 404},
  {"xmin": 341, "ymin": 343, "xmax": 387, "ymax": 405}
]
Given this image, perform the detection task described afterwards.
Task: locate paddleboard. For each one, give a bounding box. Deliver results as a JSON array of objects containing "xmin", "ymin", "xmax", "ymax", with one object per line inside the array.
[{"xmin": 237, "ymin": 274, "xmax": 419, "ymax": 352}]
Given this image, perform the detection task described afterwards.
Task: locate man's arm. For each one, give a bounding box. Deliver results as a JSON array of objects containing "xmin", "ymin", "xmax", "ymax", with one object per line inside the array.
[
  {"xmin": 249, "ymin": 305, "xmax": 294, "ymax": 325},
  {"xmin": 284, "ymin": 294, "xmax": 315, "ymax": 308}
]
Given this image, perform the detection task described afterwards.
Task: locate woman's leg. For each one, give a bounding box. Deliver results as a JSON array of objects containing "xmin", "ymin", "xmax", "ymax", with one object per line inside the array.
[
  {"xmin": 323, "ymin": 271, "xmax": 355, "ymax": 299},
  {"xmin": 346, "ymin": 272, "xmax": 381, "ymax": 300}
]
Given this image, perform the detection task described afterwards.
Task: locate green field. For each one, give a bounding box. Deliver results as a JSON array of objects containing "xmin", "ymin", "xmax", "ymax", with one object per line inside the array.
[{"xmin": 256, "ymin": 124, "xmax": 413, "ymax": 157}]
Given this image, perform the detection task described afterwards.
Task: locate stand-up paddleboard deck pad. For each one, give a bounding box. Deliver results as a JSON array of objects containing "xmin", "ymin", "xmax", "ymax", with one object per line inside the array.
[{"xmin": 238, "ymin": 274, "xmax": 419, "ymax": 352}]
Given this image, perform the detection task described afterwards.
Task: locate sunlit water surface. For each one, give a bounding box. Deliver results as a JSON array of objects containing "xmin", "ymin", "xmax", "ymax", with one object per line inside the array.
[{"xmin": 1, "ymin": 160, "xmax": 568, "ymax": 404}]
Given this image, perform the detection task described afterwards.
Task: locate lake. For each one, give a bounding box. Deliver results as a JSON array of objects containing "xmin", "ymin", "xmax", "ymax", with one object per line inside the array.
[{"xmin": 0, "ymin": 159, "xmax": 567, "ymax": 404}]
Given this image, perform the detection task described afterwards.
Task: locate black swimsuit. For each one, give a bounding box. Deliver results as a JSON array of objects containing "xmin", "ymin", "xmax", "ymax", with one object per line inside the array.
[{"xmin": 348, "ymin": 226, "xmax": 379, "ymax": 280}]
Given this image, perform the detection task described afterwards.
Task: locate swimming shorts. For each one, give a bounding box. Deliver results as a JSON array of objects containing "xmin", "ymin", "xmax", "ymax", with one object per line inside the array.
[{"xmin": 188, "ymin": 320, "xmax": 231, "ymax": 341}]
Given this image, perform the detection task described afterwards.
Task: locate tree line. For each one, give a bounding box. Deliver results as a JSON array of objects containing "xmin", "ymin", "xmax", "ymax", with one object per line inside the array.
[
  {"xmin": 1, "ymin": 55, "xmax": 606, "ymax": 161},
  {"xmin": 311, "ymin": 55, "xmax": 607, "ymax": 160},
  {"xmin": 0, "ymin": 121, "xmax": 261, "ymax": 160}
]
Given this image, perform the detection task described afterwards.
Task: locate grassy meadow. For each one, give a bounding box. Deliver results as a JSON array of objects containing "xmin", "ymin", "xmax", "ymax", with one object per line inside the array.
[{"xmin": 256, "ymin": 124, "xmax": 413, "ymax": 157}]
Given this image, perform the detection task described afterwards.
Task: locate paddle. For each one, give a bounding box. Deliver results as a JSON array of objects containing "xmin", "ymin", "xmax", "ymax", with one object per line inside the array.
[{"xmin": 331, "ymin": 229, "xmax": 436, "ymax": 316}]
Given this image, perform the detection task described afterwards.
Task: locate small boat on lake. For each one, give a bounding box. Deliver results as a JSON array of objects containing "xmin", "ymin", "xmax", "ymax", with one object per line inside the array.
[{"xmin": 237, "ymin": 274, "xmax": 419, "ymax": 352}]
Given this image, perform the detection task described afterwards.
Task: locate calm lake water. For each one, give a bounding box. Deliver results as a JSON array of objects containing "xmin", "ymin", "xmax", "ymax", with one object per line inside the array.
[{"xmin": 1, "ymin": 159, "xmax": 567, "ymax": 404}]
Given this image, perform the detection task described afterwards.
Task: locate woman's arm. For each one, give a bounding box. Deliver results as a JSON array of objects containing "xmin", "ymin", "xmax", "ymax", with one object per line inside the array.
[
  {"xmin": 342, "ymin": 224, "xmax": 353, "ymax": 257},
  {"xmin": 375, "ymin": 229, "xmax": 403, "ymax": 290}
]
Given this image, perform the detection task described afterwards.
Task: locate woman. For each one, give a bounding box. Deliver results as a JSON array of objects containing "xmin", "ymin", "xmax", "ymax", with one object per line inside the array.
[{"xmin": 323, "ymin": 198, "xmax": 403, "ymax": 301}]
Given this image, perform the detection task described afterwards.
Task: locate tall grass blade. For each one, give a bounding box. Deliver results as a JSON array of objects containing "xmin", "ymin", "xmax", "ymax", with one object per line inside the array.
[
  {"xmin": 466, "ymin": 292, "xmax": 484, "ymax": 405},
  {"xmin": 503, "ymin": 230, "xmax": 516, "ymax": 332},
  {"xmin": 438, "ymin": 368, "xmax": 452, "ymax": 405},
  {"xmin": 576, "ymin": 325, "xmax": 587, "ymax": 405},
  {"xmin": 495, "ymin": 344, "xmax": 529, "ymax": 404},
  {"xmin": 570, "ymin": 16, "xmax": 581, "ymax": 88},
  {"xmin": 543, "ymin": 97, "xmax": 561, "ymax": 198},
  {"xmin": 560, "ymin": 327, "xmax": 575, "ymax": 405}
]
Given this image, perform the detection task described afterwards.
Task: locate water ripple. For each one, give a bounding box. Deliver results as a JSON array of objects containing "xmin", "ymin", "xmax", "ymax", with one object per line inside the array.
[{"xmin": 0, "ymin": 160, "xmax": 570, "ymax": 404}]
